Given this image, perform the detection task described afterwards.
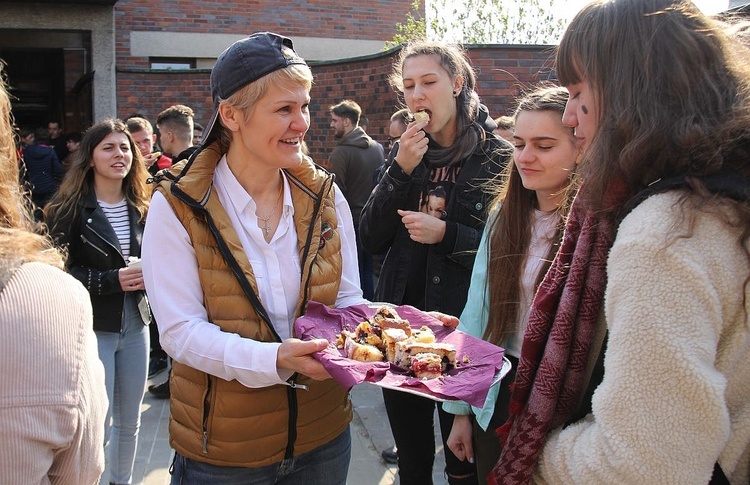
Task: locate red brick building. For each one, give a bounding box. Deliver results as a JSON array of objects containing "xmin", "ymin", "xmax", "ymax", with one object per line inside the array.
[
  {"xmin": 0, "ymin": 0, "xmax": 556, "ymax": 164},
  {"xmin": 302, "ymin": 45, "xmax": 556, "ymax": 164}
]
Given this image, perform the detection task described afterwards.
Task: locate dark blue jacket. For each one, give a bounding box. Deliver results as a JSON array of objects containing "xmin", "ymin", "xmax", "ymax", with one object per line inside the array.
[{"xmin": 22, "ymin": 143, "xmax": 64, "ymax": 198}]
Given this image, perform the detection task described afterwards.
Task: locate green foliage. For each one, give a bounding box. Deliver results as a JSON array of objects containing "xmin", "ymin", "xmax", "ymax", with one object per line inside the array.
[
  {"xmin": 385, "ymin": 0, "xmax": 427, "ymax": 49},
  {"xmin": 387, "ymin": 0, "xmax": 565, "ymax": 46},
  {"xmin": 429, "ymin": 0, "xmax": 565, "ymax": 44}
]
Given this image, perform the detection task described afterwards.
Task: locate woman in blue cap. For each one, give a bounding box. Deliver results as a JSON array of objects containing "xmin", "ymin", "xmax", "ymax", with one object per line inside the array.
[{"xmin": 142, "ymin": 32, "xmax": 367, "ymax": 483}]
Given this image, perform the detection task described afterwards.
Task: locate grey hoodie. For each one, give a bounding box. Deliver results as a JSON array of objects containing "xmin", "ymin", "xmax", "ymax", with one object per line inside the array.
[{"xmin": 328, "ymin": 126, "xmax": 384, "ymax": 226}]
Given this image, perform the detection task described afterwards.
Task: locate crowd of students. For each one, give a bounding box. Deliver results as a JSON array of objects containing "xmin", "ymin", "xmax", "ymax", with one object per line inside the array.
[{"xmin": 1, "ymin": 1, "xmax": 749, "ymax": 484}]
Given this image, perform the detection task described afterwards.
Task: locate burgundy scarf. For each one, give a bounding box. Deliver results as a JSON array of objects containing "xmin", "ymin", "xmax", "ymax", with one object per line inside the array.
[{"xmin": 489, "ymin": 180, "xmax": 629, "ymax": 484}]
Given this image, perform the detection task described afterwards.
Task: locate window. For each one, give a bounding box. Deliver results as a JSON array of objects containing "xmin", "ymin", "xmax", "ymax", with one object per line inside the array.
[{"xmin": 149, "ymin": 57, "xmax": 195, "ymax": 70}]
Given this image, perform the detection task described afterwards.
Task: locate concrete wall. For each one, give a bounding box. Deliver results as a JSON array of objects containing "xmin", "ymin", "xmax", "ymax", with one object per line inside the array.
[{"xmin": 113, "ymin": 0, "xmax": 418, "ymax": 68}]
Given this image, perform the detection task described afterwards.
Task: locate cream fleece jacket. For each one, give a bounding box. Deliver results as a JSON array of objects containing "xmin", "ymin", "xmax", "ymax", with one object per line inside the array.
[
  {"xmin": 0, "ymin": 262, "xmax": 107, "ymax": 484},
  {"xmin": 535, "ymin": 192, "xmax": 750, "ymax": 484}
]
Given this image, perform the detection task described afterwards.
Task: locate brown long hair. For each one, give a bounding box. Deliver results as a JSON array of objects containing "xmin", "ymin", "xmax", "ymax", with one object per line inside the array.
[
  {"xmin": 557, "ymin": 0, "xmax": 750, "ymax": 305},
  {"xmin": 389, "ymin": 40, "xmax": 487, "ymax": 168},
  {"xmin": 45, "ymin": 118, "xmax": 150, "ymax": 225},
  {"xmin": 483, "ymin": 86, "xmax": 576, "ymax": 346},
  {"xmin": 0, "ymin": 63, "xmax": 63, "ymax": 269},
  {"xmin": 557, "ymin": 0, "xmax": 750, "ymax": 211}
]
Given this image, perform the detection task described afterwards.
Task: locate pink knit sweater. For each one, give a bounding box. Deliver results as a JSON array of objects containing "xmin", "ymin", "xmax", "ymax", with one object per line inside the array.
[{"xmin": 0, "ymin": 261, "xmax": 107, "ymax": 484}]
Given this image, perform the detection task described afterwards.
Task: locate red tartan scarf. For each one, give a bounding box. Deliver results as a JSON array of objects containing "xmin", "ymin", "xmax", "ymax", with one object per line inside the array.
[{"xmin": 489, "ymin": 179, "xmax": 629, "ymax": 484}]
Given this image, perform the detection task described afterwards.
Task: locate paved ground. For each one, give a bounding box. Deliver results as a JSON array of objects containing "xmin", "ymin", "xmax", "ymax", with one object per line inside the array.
[{"xmin": 102, "ymin": 370, "xmax": 448, "ymax": 484}]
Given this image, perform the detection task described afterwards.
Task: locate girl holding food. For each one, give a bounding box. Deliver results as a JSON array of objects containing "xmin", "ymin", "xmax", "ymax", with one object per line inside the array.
[
  {"xmin": 45, "ymin": 118, "xmax": 152, "ymax": 485},
  {"xmin": 359, "ymin": 40, "xmax": 509, "ymax": 485}
]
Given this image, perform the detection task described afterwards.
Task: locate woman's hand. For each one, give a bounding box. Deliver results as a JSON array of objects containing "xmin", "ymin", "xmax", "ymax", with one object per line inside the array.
[
  {"xmin": 398, "ymin": 209, "xmax": 446, "ymax": 245},
  {"xmin": 118, "ymin": 266, "xmax": 145, "ymax": 292},
  {"xmin": 447, "ymin": 414, "xmax": 475, "ymax": 463},
  {"xmin": 277, "ymin": 338, "xmax": 331, "ymax": 381},
  {"xmin": 427, "ymin": 311, "xmax": 459, "ymax": 328},
  {"xmin": 393, "ymin": 120, "xmax": 429, "ymax": 175}
]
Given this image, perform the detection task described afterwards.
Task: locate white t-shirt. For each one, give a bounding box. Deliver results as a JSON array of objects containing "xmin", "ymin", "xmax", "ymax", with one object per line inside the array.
[{"xmin": 506, "ymin": 209, "xmax": 560, "ymax": 357}]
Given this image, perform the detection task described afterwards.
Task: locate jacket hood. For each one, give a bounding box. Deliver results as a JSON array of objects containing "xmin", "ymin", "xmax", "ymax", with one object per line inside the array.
[
  {"xmin": 338, "ymin": 127, "xmax": 376, "ymax": 150},
  {"xmin": 475, "ymin": 104, "xmax": 497, "ymax": 134}
]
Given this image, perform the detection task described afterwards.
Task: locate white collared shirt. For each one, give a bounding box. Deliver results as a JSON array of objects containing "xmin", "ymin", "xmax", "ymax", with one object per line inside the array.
[{"xmin": 142, "ymin": 156, "xmax": 366, "ymax": 388}]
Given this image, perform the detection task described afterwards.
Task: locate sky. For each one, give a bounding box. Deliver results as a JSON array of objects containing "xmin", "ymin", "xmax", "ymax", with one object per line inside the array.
[{"xmin": 557, "ymin": 0, "xmax": 730, "ymax": 21}]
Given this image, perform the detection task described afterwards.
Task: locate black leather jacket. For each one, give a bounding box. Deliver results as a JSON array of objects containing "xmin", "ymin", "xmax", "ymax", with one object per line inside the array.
[
  {"xmin": 360, "ymin": 121, "xmax": 510, "ymax": 317},
  {"xmin": 47, "ymin": 183, "xmax": 150, "ymax": 332}
]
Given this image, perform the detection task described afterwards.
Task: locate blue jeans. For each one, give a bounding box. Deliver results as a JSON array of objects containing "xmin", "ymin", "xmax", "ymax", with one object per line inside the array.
[
  {"xmin": 170, "ymin": 427, "xmax": 351, "ymax": 484},
  {"xmin": 96, "ymin": 294, "xmax": 149, "ymax": 484}
]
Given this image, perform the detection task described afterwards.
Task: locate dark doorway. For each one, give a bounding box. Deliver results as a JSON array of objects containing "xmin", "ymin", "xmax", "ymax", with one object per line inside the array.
[
  {"xmin": 2, "ymin": 49, "xmax": 64, "ymax": 131},
  {"xmin": 0, "ymin": 30, "xmax": 92, "ymax": 136}
]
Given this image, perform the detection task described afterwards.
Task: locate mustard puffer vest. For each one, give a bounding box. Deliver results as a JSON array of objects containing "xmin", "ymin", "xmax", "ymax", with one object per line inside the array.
[{"xmin": 153, "ymin": 141, "xmax": 351, "ymax": 467}]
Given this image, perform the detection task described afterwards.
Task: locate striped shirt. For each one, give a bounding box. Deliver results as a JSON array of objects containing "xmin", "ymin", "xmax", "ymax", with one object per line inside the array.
[{"xmin": 98, "ymin": 199, "xmax": 130, "ymax": 259}]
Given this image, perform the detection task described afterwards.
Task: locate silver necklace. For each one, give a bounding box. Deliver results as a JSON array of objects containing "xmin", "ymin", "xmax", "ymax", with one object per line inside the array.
[{"xmin": 256, "ymin": 184, "xmax": 283, "ymax": 240}]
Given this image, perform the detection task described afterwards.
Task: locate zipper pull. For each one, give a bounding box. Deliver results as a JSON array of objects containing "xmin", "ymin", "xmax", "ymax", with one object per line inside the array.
[
  {"xmin": 202, "ymin": 431, "xmax": 208, "ymax": 453},
  {"xmin": 288, "ymin": 380, "xmax": 309, "ymax": 391}
]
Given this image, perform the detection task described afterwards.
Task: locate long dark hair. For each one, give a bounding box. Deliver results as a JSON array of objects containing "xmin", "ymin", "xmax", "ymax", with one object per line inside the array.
[
  {"xmin": 557, "ymin": 0, "xmax": 750, "ymax": 212},
  {"xmin": 557, "ymin": 0, "xmax": 750, "ymax": 306},
  {"xmin": 389, "ymin": 41, "xmax": 487, "ymax": 167},
  {"xmin": 45, "ymin": 118, "xmax": 150, "ymax": 225},
  {"xmin": 483, "ymin": 86, "xmax": 576, "ymax": 346}
]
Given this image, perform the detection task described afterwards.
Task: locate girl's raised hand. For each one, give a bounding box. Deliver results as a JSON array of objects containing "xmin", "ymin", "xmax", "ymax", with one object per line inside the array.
[{"xmin": 393, "ymin": 120, "xmax": 429, "ymax": 175}]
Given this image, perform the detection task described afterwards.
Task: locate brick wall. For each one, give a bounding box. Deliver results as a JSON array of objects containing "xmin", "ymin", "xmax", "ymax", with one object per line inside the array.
[
  {"xmin": 117, "ymin": 70, "xmax": 213, "ymax": 121},
  {"xmin": 114, "ymin": 0, "xmax": 419, "ymax": 70},
  {"xmin": 306, "ymin": 44, "xmax": 557, "ymax": 165},
  {"xmin": 115, "ymin": 0, "xmax": 414, "ymax": 43},
  {"xmin": 117, "ymin": 44, "xmax": 557, "ymax": 163}
]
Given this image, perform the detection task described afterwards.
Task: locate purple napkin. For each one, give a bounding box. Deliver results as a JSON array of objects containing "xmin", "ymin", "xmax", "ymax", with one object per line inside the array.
[{"xmin": 294, "ymin": 302, "xmax": 505, "ymax": 408}]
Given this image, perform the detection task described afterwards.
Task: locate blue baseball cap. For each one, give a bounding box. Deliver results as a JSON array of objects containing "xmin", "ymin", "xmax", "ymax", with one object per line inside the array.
[{"xmin": 201, "ymin": 32, "xmax": 307, "ymax": 146}]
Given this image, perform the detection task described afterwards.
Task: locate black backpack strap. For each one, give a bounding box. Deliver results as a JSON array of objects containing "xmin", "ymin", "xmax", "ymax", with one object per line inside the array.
[
  {"xmin": 710, "ymin": 461, "xmax": 731, "ymax": 484},
  {"xmin": 618, "ymin": 170, "xmax": 750, "ymax": 227}
]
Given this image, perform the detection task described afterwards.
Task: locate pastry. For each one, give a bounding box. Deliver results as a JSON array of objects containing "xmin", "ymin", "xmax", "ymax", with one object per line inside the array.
[
  {"xmin": 337, "ymin": 306, "xmax": 460, "ymax": 379},
  {"xmin": 382, "ymin": 327, "xmax": 409, "ymax": 363},
  {"xmin": 413, "ymin": 110, "xmax": 430, "ymax": 123},
  {"xmin": 344, "ymin": 336, "xmax": 385, "ymax": 362},
  {"xmin": 410, "ymin": 352, "xmax": 443, "ymax": 380},
  {"xmin": 393, "ymin": 341, "xmax": 456, "ymax": 371},
  {"xmin": 410, "ymin": 326, "xmax": 436, "ymax": 344}
]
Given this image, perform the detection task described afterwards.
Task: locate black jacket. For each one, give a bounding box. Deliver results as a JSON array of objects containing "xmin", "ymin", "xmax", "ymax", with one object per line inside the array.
[
  {"xmin": 360, "ymin": 112, "xmax": 510, "ymax": 316},
  {"xmin": 47, "ymin": 183, "xmax": 150, "ymax": 332}
]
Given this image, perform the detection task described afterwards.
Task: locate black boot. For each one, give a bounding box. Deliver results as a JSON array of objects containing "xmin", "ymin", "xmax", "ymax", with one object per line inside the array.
[{"xmin": 148, "ymin": 377, "xmax": 170, "ymax": 399}]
